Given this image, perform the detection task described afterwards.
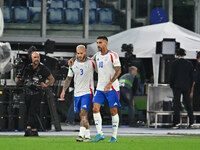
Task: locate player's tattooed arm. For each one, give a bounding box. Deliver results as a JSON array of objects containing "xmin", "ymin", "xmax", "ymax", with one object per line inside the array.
[
  {"xmin": 104, "ymin": 66, "xmax": 121, "ymax": 92},
  {"xmin": 111, "ymin": 66, "xmax": 121, "ymax": 83},
  {"xmin": 60, "ymin": 76, "xmax": 73, "ymax": 100},
  {"xmin": 63, "ymin": 76, "xmax": 73, "ymax": 92}
]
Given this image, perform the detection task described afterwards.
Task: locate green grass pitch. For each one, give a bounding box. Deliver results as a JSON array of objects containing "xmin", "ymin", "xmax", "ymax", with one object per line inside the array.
[{"xmin": 0, "ymin": 136, "xmax": 200, "ymax": 150}]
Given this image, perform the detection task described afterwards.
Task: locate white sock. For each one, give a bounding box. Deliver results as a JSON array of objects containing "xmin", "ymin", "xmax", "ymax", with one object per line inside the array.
[
  {"xmin": 93, "ymin": 112, "xmax": 103, "ymax": 135},
  {"xmin": 79, "ymin": 126, "xmax": 86, "ymax": 138},
  {"xmin": 85, "ymin": 129, "xmax": 91, "ymax": 139},
  {"xmin": 112, "ymin": 114, "xmax": 119, "ymax": 139}
]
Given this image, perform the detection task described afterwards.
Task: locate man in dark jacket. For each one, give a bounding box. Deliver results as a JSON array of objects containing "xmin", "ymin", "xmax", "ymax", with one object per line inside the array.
[
  {"xmin": 119, "ymin": 66, "xmax": 138, "ymax": 127},
  {"xmin": 191, "ymin": 51, "xmax": 200, "ymax": 123},
  {"xmin": 169, "ymin": 48, "xmax": 194, "ymax": 128}
]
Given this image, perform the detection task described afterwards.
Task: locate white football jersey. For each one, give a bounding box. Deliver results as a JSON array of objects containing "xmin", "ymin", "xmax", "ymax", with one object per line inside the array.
[
  {"xmin": 93, "ymin": 50, "xmax": 121, "ymax": 91},
  {"xmin": 68, "ymin": 58, "xmax": 95, "ymax": 97}
]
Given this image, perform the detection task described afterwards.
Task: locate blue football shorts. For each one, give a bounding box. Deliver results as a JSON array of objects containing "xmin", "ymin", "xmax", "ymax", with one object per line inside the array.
[
  {"xmin": 93, "ymin": 90, "xmax": 121, "ymax": 108},
  {"xmin": 74, "ymin": 94, "xmax": 92, "ymax": 113}
]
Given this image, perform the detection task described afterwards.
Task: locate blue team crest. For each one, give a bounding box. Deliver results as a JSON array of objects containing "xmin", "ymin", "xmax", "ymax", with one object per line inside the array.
[
  {"xmin": 74, "ymin": 66, "xmax": 78, "ymax": 69},
  {"xmin": 97, "ymin": 58, "xmax": 99, "ymax": 61}
]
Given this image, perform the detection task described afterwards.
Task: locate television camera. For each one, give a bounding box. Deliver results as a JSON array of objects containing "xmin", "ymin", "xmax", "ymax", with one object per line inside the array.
[{"xmin": 121, "ymin": 43, "xmax": 136, "ymax": 73}]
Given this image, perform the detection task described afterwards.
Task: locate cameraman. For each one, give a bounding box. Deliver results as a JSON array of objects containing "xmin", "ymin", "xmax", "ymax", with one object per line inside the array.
[
  {"xmin": 15, "ymin": 52, "xmax": 55, "ymax": 136},
  {"xmin": 119, "ymin": 66, "xmax": 138, "ymax": 127}
]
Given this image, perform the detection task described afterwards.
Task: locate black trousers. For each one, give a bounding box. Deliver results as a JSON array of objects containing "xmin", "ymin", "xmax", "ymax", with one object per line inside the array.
[
  {"xmin": 119, "ymin": 87, "xmax": 135, "ymax": 125},
  {"xmin": 25, "ymin": 93, "xmax": 42, "ymax": 129},
  {"xmin": 172, "ymin": 88, "xmax": 194, "ymax": 125},
  {"xmin": 193, "ymin": 84, "xmax": 200, "ymax": 122}
]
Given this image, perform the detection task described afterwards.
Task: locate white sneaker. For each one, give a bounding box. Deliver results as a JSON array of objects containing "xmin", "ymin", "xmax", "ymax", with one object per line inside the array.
[
  {"xmin": 172, "ymin": 123, "xmax": 181, "ymax": 129},
  {"xmin": 83, "ymin": 138, "xmax": 92, "ymax": 142}
]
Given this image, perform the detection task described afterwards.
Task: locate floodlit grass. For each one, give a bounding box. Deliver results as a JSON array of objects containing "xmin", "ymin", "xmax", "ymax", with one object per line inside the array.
[{"xmin": 0, "ymin": 135, "xmax": 200, "ymax": 150}]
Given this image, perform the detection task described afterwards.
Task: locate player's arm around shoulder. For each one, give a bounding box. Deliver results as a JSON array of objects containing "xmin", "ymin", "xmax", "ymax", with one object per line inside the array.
[
  {"xmin": 68, "ymin": 57, "xmax": 76, "ymax": 67},
  {"xmin": 89, "ymin": 58, "xmax": 97, "ymax": 72}
]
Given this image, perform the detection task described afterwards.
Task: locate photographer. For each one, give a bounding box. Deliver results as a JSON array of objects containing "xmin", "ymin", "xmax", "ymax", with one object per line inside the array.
[{"xmin": 15, "ymin": 52, "xmax": 55, "ymax": 136}]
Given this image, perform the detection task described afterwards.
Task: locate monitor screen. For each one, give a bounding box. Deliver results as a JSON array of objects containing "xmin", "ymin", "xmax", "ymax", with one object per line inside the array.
[{"xmin": 162, "ymin": 41, "xmax": 176, "ymax": 55}]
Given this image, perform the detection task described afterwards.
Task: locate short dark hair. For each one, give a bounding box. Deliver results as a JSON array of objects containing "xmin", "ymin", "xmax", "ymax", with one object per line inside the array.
[
  {"xmin": 175, "ymin": 48, "xmax": 186, "ymax": 56},
  {"xmin": 196, "ymin": 51, "xmax": 200, "ymax": 59},
  {"xmin": 97, "ymin": 35, "xmax": 108, "ymax": 42}
]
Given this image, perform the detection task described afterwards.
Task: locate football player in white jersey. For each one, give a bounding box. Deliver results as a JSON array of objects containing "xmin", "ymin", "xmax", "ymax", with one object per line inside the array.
[
  {"xmin": 92, "ymin": 35, "xmax": 121, "ymax": 142},
  {"xmin": 68, "ymin": 36, "xmax": 121, "ymax": 142},
  {"xmin": 60, "ymin": 45, "xmax": 95, "ymax": 142}
]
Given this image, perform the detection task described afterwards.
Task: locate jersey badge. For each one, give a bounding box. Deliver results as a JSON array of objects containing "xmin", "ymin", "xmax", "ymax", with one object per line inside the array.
[
  {"xmin": 74, "ymin": 66, "xmax": 78, "ymax": 69},
  {"xmin": 85, "ymin": 64, "xmax": 89, "ymax": 68}
]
